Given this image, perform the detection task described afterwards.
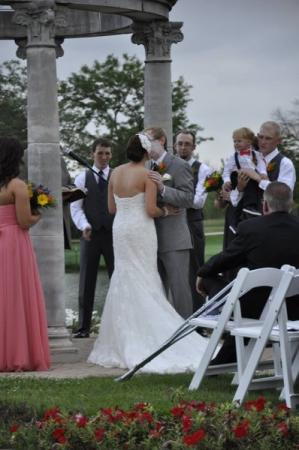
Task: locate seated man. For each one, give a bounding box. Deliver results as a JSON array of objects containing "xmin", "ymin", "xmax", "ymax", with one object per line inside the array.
[{"xmin": 196, "ymin": 181, "xmax": 299, "ymax": 364}]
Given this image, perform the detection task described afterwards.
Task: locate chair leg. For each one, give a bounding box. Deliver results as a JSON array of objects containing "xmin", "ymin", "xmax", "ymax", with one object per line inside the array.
[{"xmin": 189, "ymin": 327, "xmax": 222, "ymax": 390}]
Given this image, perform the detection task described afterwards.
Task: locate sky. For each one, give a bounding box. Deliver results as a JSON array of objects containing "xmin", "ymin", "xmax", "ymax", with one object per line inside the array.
[{"xmin": 1, "ymin": 0, "xmax": 299, "ymax": 168}]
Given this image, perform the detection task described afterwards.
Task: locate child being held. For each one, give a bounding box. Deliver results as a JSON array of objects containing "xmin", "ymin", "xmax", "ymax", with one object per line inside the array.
[{"xmin": 222, "ymin": 127, "xmax": 268, "ymax": 229}]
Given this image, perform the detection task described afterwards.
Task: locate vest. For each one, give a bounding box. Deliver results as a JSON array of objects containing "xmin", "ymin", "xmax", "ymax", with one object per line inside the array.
[
  {"xmin": 83, "ymin": 169, "xmax": 114, "ymax": 231},
  {"xmin": 187, "ymin": 160, "xmax": 204, "ymax": 222},
  {"xmin": 267, "ymin": 153, "xmax": 283, "ymax": 181}
]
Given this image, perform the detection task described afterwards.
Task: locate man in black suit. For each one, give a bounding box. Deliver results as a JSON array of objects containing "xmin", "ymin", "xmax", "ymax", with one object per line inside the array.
[
  {"xmin": 196, "ymin": 181, "xmax": 299, "ymax": 364},
  {"xmin": 71, "ymin": 138, "xmax": 114, "ymax": 337}
]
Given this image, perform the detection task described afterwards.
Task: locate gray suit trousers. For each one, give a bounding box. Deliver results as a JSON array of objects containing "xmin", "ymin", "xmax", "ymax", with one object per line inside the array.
[{"xmin": 158, "ymin": 250, "xmax": 193, "ymax": 319}]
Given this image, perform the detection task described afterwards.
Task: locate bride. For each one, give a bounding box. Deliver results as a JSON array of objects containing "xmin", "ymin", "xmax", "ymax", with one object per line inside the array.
[{"xmin": 88, "ymin": 133, "xmax": 208, "ymax": 373}]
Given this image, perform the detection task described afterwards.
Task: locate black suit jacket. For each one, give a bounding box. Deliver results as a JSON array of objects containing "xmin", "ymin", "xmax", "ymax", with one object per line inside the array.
[{"xmin": 198, "ymin": 212, "xmax": 299, "ymax": 319}]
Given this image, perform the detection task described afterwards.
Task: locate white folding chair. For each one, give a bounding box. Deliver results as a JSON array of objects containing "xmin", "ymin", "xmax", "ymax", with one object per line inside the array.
[
  {"xmin": 232, "ymin": 266, "xmax": 299, "ymax": 409},
  {"xmin": 189, "ymin": 266, "xmax": 289, "ymax": 391}
]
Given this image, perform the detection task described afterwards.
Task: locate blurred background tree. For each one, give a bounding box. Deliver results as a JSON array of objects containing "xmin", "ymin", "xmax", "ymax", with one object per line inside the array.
[
  {"xmin": 58, "ymin": 54, "xmax": 207, "ymax": 166},
  {"xmin": 0, "ymin": 60, "xmax": 27, "ymax": 147},
  {"xmin": 274, "ymin": 99, "xmax": 299, "ymax": 205},
  {"xmin": 0, "ymin": 55, "xmax": 209, "ymax": 168}
]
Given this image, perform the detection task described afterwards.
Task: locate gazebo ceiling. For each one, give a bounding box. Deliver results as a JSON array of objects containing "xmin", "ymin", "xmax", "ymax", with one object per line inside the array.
[{"xmin": 0, "ymin": 0, "xmax": 178, "ymax": 39}]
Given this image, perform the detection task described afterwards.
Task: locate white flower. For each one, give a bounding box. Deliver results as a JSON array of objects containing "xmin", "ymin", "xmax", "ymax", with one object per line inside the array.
[
  {"xmin": 162, "ymin": 173, "xmax": 172, "ymax": 182},
  {"xmin": 65, "ymin": 308, "xmax": 78, "ymax": 327}
]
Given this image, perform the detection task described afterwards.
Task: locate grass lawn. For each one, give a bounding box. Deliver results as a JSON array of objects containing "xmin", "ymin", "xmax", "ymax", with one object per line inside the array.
[
  {"xmin": 0, "ymin": 217, "xmax": 239, "ymax": 416},
  {"xmin": 65, "ymin": 219, "xmax": 225, "ymax": 271},
  {"xmin": 0, "ymin": 373, "xmax": 280, "ymax": 416}
]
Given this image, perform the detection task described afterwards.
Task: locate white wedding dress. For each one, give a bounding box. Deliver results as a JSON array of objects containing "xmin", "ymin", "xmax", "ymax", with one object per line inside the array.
[{"xmin": 88, "ymin": 193, "xmax": 208, "ymax": 373}]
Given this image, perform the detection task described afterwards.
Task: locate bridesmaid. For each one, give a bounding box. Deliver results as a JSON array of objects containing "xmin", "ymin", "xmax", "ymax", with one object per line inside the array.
[{"xmin": 0, "ymin": 138, "xmax": 50, "ymax": 371}]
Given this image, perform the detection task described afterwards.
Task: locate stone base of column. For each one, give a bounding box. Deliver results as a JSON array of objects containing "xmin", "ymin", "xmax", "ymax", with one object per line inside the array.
[{"xmin": 48, "ymin": 326, "xmax": 79, "ymax": 363}]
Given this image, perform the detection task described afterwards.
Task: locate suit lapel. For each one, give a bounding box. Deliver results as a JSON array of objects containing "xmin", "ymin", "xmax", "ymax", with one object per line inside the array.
[{"xmin": 162, "ymin": 152, "xmax": 174, "ymax": 171}]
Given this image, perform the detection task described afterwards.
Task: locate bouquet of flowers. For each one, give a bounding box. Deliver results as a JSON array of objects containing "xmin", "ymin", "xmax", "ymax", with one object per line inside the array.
[
  {"xmin": 27, "ymin": 182, "xmax": 56, "ymax": 211},
  {"xmin": 204, "ymin": 171, "xmax": 223, "ymax": 192}
]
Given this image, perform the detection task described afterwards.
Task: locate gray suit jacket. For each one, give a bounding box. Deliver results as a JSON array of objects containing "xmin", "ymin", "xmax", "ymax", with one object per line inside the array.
[{"xmin": 155, "ymin": 152, "xmax": 194, "ymax": 253}]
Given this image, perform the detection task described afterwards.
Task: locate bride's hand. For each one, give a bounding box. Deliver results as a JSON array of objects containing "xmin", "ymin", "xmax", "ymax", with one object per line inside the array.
[{"xmin": 163, "ymin": 204, "xmax": 181, "ymax": 216}]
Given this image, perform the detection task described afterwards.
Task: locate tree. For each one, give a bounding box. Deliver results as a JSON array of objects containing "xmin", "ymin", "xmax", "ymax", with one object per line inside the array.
[
  {"xmin": 274, "ymin": 100, "xmax": 299, "ymax": 204},
  {"xmin": 274, "ymin": 100, "xmax": 299, "ymax": 155},
  {"xmin": 0, "ymin": 60, "xmax": 27, "ymax": 146},
  {"xmin": 0, "ymin": 56, "xmax": 208, "ymax": 167},
  {"xmin": 58, "ymin": 54, "xmax": 204, "ymax": 166}
]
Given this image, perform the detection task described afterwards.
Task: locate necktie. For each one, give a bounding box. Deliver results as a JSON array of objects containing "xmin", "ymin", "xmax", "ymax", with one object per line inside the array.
[
  {"xmin": 97, "ymin": 170, "xmax": 106, "ymax": 184},
  {"xmin": 151, "ymin": 162, "xmax": 158, "ymax": 171}
]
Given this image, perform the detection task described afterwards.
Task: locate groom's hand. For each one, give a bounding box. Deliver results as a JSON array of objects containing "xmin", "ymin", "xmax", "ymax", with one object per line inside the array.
[{"xmin": 148, "ymin": 171, "xmax": 164, "ymax": 193}]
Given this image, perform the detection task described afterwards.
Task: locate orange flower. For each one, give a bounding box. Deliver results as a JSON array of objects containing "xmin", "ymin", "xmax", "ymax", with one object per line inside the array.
[
  {"xmin": 153, "ymin": 162, "xmax": 167, "ymax": 175},
  {"xmin": 267, "ymin": 161, "xmax": 276, "ymax": 172}
]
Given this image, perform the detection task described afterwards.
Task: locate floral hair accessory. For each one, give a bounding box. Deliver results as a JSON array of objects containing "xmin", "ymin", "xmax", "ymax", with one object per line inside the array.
[
  {"xmin": 136, "ymin": 133, "xmax": 152, "ymax": 153},
  {"xmin": 203, "ymin": 171, "xmax": 223, "ymax": 192}
]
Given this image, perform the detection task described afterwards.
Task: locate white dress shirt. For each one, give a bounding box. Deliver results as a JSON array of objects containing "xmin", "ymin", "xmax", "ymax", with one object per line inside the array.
[
  {"xmin": 152, "ymin": 151, "xmax": 168, "ymax": 196},
  {"xmin": 187, "ymin": 158, "xmax": 213, "ymax": 209},
  {"xmin": 223, "ymin": 149, "xmax": 267, "ymax": 184},
  {"xmin": 155, "ymin": 151, "xmax": 167, "ymax": 166},
  {"xmin": 70, "ymin": 165, "xmax": 110, "ymax": 231},
  {"xmin": 230, "ymin": 148, "xmax": 296, "ymax": 206}
]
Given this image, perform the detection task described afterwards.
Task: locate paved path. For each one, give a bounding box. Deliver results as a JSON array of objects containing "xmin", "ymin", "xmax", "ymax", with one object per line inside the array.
[
  {"xmin": 0, "ymin": 338, "xmax": 125, "ymax": 379},
  {"xmin": 0, "ymin": 337, "xmax": 273, "ymax": 380}
]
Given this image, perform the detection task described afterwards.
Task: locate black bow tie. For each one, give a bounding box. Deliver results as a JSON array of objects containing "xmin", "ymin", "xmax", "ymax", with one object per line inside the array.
[{"xmin": 151, "ymin": 162, "xmax": 158, "ymax": 171}]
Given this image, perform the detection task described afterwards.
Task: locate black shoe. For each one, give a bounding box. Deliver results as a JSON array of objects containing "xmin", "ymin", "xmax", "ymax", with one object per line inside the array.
[
  {"xmin": 209, "ymin": 351, "xmax": 237, "ymax": 366},
  {"xmin": 73, "ymin": 330, "xmax": 90, "ymax": 338},
  {"xmin": 195, "ymin": 328, "xmax": 211, "ymax": 337}
]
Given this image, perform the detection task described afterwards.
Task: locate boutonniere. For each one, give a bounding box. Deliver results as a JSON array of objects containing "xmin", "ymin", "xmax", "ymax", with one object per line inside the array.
[
  {"xmin": 153, "ymin": 162, "xmax": 172, "ymax": 182},
  {"xmin": 267, "ymin": 161, "xmax": 276, "ymax": 172},
  {"xmin": 203, "ymin": 171, "xmax": 223, "ymax": 192},
  {"xmin": 153, "ymin": 162, "xmax": 167, "ymax": 175}
]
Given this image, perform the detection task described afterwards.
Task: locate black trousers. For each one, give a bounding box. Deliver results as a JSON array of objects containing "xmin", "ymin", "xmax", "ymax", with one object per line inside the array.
[
  {"xmin": 188, "ymin": 219, "xmax": 206, "ymax": 311},
  {"xmin": 78, "ymin": 228, "xmax": 114, "ymax": 332}
]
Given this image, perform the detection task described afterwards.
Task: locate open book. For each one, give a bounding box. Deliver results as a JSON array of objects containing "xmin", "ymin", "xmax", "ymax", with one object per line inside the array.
[{"xmin": 62, "ymin": 185, "xmax": 87, "ymax": 203}]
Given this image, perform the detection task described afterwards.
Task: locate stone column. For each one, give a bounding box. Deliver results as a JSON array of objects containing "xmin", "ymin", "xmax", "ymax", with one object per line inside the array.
[
  {"xmin": 132, "ymin": 21, "xmax": 183, "ymax": 151},
  {"xmin": 12, "ymin": 0, "xmax": 77, "ymax": 361}
]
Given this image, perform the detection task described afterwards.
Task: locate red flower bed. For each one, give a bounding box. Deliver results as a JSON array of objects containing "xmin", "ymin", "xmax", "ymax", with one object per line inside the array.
[{"xmin": 7, "ymin": 397, "xmax": 299, "ymax": 449}]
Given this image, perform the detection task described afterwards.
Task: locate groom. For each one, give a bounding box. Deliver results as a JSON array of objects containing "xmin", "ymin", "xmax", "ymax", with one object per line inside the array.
[{"xmin": 146, "ymin": 127, "xmax": 195, "ymax": 319}]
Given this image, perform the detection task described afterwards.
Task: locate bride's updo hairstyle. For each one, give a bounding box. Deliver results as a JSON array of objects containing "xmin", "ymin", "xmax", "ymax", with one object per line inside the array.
[
  {"xmin": 0, "ymin": 137, "xmax": 24, "ymax": 188},
  {"xmin": 126, "ymin": 134, "xmax": 151, "ymax": 162}
]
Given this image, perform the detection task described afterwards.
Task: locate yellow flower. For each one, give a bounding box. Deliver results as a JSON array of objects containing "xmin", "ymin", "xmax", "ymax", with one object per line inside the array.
[{"xmin": 37, "ymin": 194, "xmax": 49, "ymax": 206}]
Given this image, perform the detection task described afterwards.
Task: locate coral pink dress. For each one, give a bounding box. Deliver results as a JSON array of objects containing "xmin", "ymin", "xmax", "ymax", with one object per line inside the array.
[{"xmin": 0, "ymin": 204, "xmax": 50, "ymax": 371}]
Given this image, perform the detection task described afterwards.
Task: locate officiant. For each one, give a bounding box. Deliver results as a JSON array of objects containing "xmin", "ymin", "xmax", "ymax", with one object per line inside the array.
[{"xmin": 70, "ymin": 137, "xmax": 114, "ymax": 338}]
